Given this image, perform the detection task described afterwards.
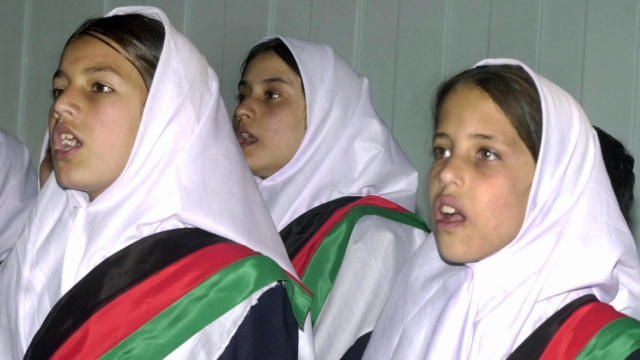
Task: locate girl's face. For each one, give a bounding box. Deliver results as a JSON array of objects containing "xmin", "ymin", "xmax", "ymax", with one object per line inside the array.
[
  {"xmin": 428, "ymin": 85, "xmax": 536, "ymax": 264},
  {"xmin": 49, "ymin": 35, "xmax": 147, "ymax": 201},
  {"xmin": 234, "ymin": 50, "xmax": 307, "ymax": 179}
]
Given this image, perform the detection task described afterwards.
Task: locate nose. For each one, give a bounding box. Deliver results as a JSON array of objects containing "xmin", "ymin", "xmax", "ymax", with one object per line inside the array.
[
  {"xmin": 233, "ymin": 97, "xmax": 256, "ymax": 128},
  {"xmin": 51, "ymin": 87, "xmax": 80, "ymax": 122},
  {"xmin": 434, "ymin": 156, "xmax": 464, "ymax": 188}
]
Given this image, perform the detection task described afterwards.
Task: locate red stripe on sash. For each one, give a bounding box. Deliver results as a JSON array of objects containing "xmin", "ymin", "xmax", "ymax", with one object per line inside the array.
[
  {"xmin": 283, "ymin": 269, "xmax": 313, "ymax": 296},
  {"xmin": 51, "ymin": 243, "xmax": 257, "ymax": 360},
  {"xmin": 292, "ymin": 195, "xmax": 408, "ymax": 276},
  {"xmin": 540, "ymin": 301, "xmax": 625, "ymax": 360}
]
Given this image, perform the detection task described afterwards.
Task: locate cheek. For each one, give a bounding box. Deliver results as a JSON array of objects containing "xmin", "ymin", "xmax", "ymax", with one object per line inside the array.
[
  {"xmin": 484, "ymin": 180, "xmax": 529, "ymax": 236},
  {"xmin": 265, "ymin": 109, "xmax": 302, "ymax": 143},
  {"xmin": 92, "ymin": 103, "xmax": 141, "ymax": 150},
  {"xmin": 427, "ymin": 164, "xmax": 442, "ymax": 200},
  {"xmin": 48, "ymin": 107, "xmax": 56, "ymax": 131}
]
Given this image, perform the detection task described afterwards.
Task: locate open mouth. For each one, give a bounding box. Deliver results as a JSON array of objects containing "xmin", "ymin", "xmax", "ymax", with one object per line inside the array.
[
  {"xmin": 53, "ymin": 127, "xmax": 83, "ymax": 159},
  {"xmin": 434, "ymin": 197, "xmax": 466, "ymax": 230},
  {"xmin": 236, "ymin": 129, "xmax": 257, "ymax": 148}
]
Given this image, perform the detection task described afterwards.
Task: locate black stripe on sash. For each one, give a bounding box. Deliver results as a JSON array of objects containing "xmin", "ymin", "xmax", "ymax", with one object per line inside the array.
[
  {"xmin": 626, "ymin": 348, "xmax": 640, "ymax": 360},
  {"xmin": 280, "ymin": 196, "xmax": 361, "ymax": 259},
  {"xmin": 507, "ymin": 294, "xmax": 598, "ymax": 360},
  {"xmin": 26, "ymin": 228, "xmax": 230, "ymax": 360},
  {"xmin": 219, "ymin": 284, "xmax": 299, "ymax": 360},
  {"xmin": 341, "ymin": 331, "xmax": 372, "ymax": 360}
]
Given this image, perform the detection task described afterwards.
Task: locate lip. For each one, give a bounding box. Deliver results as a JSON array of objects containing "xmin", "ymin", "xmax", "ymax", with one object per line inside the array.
[
  {"xmin": 235, "ymin": 126, "xmax": 257, "ymax": 149},
  {"xmin": 433, "ymin": 195, "xmax": 466, "ymax": 231},
  {"xmin": 52, "ymin": 124, "xmax": 82, "ymax": 160}
]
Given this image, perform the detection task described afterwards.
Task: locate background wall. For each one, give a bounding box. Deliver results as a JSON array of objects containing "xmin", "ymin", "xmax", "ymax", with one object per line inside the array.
[{"xmin": 1, "ymin": 0, "xmax": 638, "ymax": 246}]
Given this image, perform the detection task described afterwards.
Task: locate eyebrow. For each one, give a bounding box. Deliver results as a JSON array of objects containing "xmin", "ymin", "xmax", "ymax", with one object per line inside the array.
[
  {"xmin": 433, "ymin": 132, "xmax": 450, "ymax": 141},
  {"xmin": 52, "ymin": 66, "xmax": 123, "ymax": 82},
  {"xmin": 470, "ymin": 133, "xmax": 494, "ymax": 140},
  {"xmin": 238, "ymin": 77, "xmax": 290, "ymax": 88},
  {"xmin": 432, "ymin": 132, "xmax": 497, "ymax": 141}
]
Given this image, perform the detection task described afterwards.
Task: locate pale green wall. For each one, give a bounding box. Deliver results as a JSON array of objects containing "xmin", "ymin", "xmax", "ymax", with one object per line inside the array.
[{"xmin": 1, "ymin": 0, "xmax": 638, "ymax": 246}]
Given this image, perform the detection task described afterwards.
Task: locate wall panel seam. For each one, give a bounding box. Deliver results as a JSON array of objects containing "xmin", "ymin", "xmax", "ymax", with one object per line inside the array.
[
  {"xmin": 353, "ymin": 0, "xmax": 362, "ymax": 68},
  {"xmin": 391, "ymin": 0, "xmax": 402, "ymax": 131},
  {"xmin": 441, "ymin": 0, "xmax": 451, "ymax": 77},
  {"xmin": 309, "ymin": 0, "xmax": 315, "ymax": 40},
  {"xmin": 267, "ymin": 0, "xmax": 275, "ymax": 36},
  {"xmin": 579, "ymin": 0, "xmax": 589, "ymax": 104},
  {"xmin": 536, "ymin": 0, "xmax": 544, "ymax": 71},
  {"xmin": 487, "ymin": 0, "xmax": 493, "ymax": 57},
  {"xmin": 183, "ymin": 0, "xmax": 192, "ymax": 37},
  {"xmin": 219, "ymin": 0, "xmax": 228, "ymax": 86},
  {"xmin": 17, "ymin": 0, "xmax": 32, "ymax": 140},
  {"xmin": 632, "ymin": 0, "xmax": 640, "ymax": 156}
]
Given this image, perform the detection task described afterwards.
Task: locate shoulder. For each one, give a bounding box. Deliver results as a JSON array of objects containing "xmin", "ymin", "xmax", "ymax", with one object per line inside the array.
[
  {"xmin": 509, "ymin": 295, "xmax": 640, "ymax": 360},
  {"xmin": 25, "ymin": 228, "xmax": 310, "ymax": 360}
]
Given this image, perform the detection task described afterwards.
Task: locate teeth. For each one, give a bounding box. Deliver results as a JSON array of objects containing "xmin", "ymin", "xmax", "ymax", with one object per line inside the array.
[
  {"xmin": 441, "ymin": 205, "xmax": 457, "ymax": 215},
  {"xmin": 60, "ymin": 133, "xmax": 77, "ymax": 147},
  {"xmin": 241, "ymin": 132, "xmax": 250, "ymax": 140}
]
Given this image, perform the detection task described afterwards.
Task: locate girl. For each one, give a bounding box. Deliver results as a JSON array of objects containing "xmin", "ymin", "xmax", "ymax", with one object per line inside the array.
[
  {"xmin": 0, "ymin": 129, "xmax": 37, "ymax": 261},
  {"xmin": 0, "ymin": 6, "xmax": 313, "ymax": 359},
  {"xmin": 364, "ymin": 59, "xmax": 640, "ymax": 359},
  {"xmin": 234, "ymin": 37, "xmax": 446, "ymax": 359}
]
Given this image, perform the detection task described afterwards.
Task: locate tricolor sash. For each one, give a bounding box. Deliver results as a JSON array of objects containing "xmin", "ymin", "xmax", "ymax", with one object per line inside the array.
[
  {"xmin": 25, "ymin": 228, "xmax": 311, "ymax": 360},
  {"xmin": 508, "ymin": 294, "xmax": 640, "ymax": 360},
  {"xmin": 281, "ymin": 195, "xmax": 429, "ymax": 324}
]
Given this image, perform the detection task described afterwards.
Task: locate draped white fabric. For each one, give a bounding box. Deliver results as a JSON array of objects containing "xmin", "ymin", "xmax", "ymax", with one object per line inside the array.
[
  {"xmin": 0, "ymin": 130, "xmax": 37, "ymax": 261},
  {"xmin": 0, "ymin": 6, "xmax": 302, "ymax": 357},
  {"xmin": 255, "ymin": 36, "xmax": 419, "ymax": 231},
  {"xmin": 364, "ymin": 58, "xmax": 640, "ymax": 359}
]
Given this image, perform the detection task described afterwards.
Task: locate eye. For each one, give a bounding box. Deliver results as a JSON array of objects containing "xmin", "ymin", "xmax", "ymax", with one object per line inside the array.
[
  {"xmin": 51, "ymin": 88, "xmax": 63, "ymax": 100},
  {"xmin": 92, "ymin": 82, "xmax": 113, "ymax": 94},
  {"xmin": 266, "ymin": 90, "xmax": 280, "ymax": 100},
  {"xmin": 236, "ymin": 93, "xmax": 246, "ymax": 103},
  {"xmin": 478, "ymin": 148, "xmax": 499, "ymax": 160},
  {"xmin": 433, "ymin": 146, "xmax": 451, "ymax": 160}
]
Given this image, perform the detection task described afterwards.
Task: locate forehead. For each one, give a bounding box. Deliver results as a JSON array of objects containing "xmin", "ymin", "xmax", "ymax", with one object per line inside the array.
[
  {"xmin": 57, "ymin": 35, "xmax": 135, "ymax": 75},
  {"xmin": 438, "ymin": 85, "xmax": 515, "ymax": 136},
  {"xmin": 242, "ymin": 51, "xmax": 299, "ymax": 82}
]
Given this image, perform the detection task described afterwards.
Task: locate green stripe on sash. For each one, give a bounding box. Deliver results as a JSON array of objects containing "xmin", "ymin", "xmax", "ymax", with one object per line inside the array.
[
  {"xmin": 302, "ymin": 204, "xmax": 428, "ymax": 324},
  {"xmin": 575, "ymin": 316, "xmax": 640, "ymax": 360},
  {"xmin": 100, "ymin": 254, "xmax": 310, "ymax": 360}
]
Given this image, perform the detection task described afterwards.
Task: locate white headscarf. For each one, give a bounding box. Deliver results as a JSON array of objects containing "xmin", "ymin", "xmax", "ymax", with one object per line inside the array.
[
  {"xmin": 0, "ymin": 130, "xmax": 37, "ymax": 260},
  {"xmin": 364, "ymin": 58, "xmax": 640, "ymax": 359},
  {"xmin": 255, "ymin": 36, "xmax": 418, "ymax": 230},
  {"xmin": 0, "ymin": 6, "xmax": 296, "ymax": 355}
]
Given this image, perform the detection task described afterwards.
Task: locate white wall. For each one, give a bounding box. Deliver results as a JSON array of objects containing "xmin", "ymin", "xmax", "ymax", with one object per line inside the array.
[{"xmin": 1, "ymin": 0, "xmax": 638, "ymax": 245}]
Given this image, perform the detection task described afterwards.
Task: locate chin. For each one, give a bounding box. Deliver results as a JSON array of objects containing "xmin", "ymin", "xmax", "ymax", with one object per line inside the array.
[{"xmin": 435, "ymin": 234, "xmax": 476, "ymax": 265}]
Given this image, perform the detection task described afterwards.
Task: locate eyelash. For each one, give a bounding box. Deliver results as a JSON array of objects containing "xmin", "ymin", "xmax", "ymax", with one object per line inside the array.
[
  {"xmin": 478, "ymin": 148, "xmax": 499, "ymax": 160},
  {"xmin": 51, "ymin": 88, "xmax": 63, "ymax": 100},
  {"xmin": 92, "ymin": 82, "xmax": 113, "ymax": 93},
  {"xmin": 432, "ymin": 146, "xmax": 499, "ymax": 161},
  {"xmin": 51, "ymin": 82, "xmax": 113, "ymax": 100},
  {"xmin": 433, "ymin": 146, "xmax": 450, "ymax": 160},
  {"xmin": 235, "ymin": 90, "xmax": 281, "ymax": 103},
  {"xmin": 265, "ymin": 90, "xmax": 280, "ymax": 100}
]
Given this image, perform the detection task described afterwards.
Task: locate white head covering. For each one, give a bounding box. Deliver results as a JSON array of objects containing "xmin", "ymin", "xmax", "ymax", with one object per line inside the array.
[
  {"xmin": 364, "ymin": 58, "xmax": 640, "ymax": 359},
  {"xmin": 254, "ymin": 36, "xmax": 418, "ymax": 230},
  {"xmin": 0, "ymin": 6, "xmax": 295, "ymax": 355},
  {"xmin": 0, "ymin": 130, "xmax": 37, "ymax": 260}
]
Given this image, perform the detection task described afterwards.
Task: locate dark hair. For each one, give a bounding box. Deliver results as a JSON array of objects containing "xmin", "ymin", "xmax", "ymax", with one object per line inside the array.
[
  {"xmin": 594, "ymin": 126, "xmax": 635, "ymax": 221},
  {"xmin": 433, "ymin": 65, "xmax": 542, "ymax": 161},
  {"xmin": 64, "ymin": 14, "xmax": 165, "ymax": 89},
  {"xmin": 240, "ymin": 38, "xmax": 303, "ymax": 90}
]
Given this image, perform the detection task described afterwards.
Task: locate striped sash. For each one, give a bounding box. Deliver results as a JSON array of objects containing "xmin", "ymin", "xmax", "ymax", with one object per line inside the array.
[{"xmin": 25, "ymin": 228, "xmax": 311, "ymax": 360}]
